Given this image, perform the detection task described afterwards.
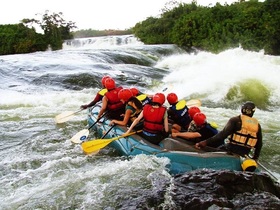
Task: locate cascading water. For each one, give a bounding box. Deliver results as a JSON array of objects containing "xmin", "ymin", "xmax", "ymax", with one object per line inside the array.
[{"xmin": 0, "ymin": 35, "xmax": 279, "ymax": 209}]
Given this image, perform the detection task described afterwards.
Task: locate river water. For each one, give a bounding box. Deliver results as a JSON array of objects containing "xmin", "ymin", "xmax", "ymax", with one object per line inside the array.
[{"xmin": 1, "ymin": 35, "xmax": 279, "ymax": 209}]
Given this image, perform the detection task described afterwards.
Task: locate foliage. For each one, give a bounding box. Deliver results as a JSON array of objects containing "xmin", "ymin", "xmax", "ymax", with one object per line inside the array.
[
  {"xmin": 0, "ymin": 24, "xmax": 47, "ymax": 55},
  {"xmin": 0, "ymin": 11, "xmax": 76, "ymax": 55},
  {"xmin": 1, "ymin": 1, "xmax": 280, "ymax": 55},
  {"xmin": 132, "ymin": 0, "xmax": 280, "ymax": 55},
  {"xmin": 22, "ymin": 11, "xmax": 76, "ymax": 50},
  {"xmin": 72, "ymin": 29, "xmax": 132, "ymax": 38}
]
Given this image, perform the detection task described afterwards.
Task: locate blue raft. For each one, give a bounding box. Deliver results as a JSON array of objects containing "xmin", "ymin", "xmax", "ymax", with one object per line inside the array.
[{"xmin": 87, "ymin": 105, "xmax": 259, "ymax": 175}]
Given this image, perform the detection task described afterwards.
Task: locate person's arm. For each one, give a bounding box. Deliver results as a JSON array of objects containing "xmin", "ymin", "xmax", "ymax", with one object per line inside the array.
[
  {"xmin": 195, "ymin": 116, "xmax": 239, "ymax": 149},
  {"xmin": 81, "ymin": 93, "xmax": 102, "ymax": 109},
  {"xmin": 205, "ymin": 116, "xmax": 239, "ymax": 145},
  {"xmin": 110, "ymin": 109, "xmax": 132, "ymax": 126},
  {"xmin": 164, "ymin": 110, "xmax": 169, "ymax": 133},
  {"xmin": 88, "ymin": 93, "xmax": 102, "ymax": 107},
  {"xmin": 124, "ymin": 111, "xmax": 143, "ymax": 135},
  {"xmin": 253, "ymin": 124, "xmax": 263, "ymax": 160},
  {"xmin": 172, "ymin": 131, "xmax": 201, "ymax": 139},
  {"xmin": 97, "ymin": 96, "xmax": 108, "ymax": 119}
]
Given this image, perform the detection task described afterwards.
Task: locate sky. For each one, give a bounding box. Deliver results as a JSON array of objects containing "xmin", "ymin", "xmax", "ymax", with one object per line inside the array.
[{"xmin": 0, "ymin": 0, "xmax": 239, "ymax": 31}]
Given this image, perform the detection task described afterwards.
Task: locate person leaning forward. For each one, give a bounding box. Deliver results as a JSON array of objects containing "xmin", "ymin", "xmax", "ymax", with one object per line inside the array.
[
  {"xmin": 124, "ymin": 93, "xmax": 169, "ymax": 145},
  {"xmin": 80, "ymin": 75, "xmax": 110, "ymax": 109},
  {"xmin": 109, "ymin": 88, "xmax": 143, "ymax": 127},
  {"xmin": 195, "ymin": 101, "xmax": 263, "ymax": 160},
  {"xmin": 172, "ymin": 112, "xmax": 219, "ymax": 144},
  {"xmin": 166, "ymin": 92, "xmax": 192, "ymax": 132},
  {"xmin": 97, "ymin": 78, "xmax": 125, "ymax": 121}
]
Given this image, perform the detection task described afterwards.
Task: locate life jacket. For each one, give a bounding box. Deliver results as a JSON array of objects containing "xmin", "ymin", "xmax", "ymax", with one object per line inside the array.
[
  {"xmin": 126, "ymin": 102, "xmax": 142, "ymax": 123},
  {"xmin": 228, "ymin": 115, "xmax": 259, "ymax": 148},
  {"xmin": 170, "ymin": 100, "xmax": 191, "ymax": 127},
  {"xmin": 136, "ymin": 94, "xmax": 151, "ymax": 106},
  {"xmin": 98, "ymin": 88, "xmax": 108, "ymax": 96},
  {"xmin": 105, "ymin": 87, "xmax": 124, "ymax": 111},
  {"xmin": 143, "ymin": 104, "xmax": 166, "ymax": 134},
  {"xmin": 205, "ymin": 123, "xmax": 218, "ymax": 135}
]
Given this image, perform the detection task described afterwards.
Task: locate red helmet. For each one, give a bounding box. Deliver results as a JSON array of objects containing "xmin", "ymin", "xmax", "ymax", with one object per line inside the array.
[
  {"xmin": 104, "ymin": 78, "xmax": 116, "ymax": 90},
  {"xmin": 152, "ymin": 93, "xmax": 165, "ymax": 105},
  {"xmin": 188, "ymin": 106, "xmax": 201, "ymax": 119},
  {"xmin": 101, "ymin": 75, "xmax": 111, "ymax": 86},
  {"xmin": 130, "ymin": 87, "xmax": 139, "ymax": 96},
  {"xmin": 155, "ymin": 93, "xmax": 165, "ymax": 102},
  {"xmin": 193, "ymin": 112, "xmax": 206, "ymax": 126},
  {"xmin": 167, "ymin": 93, "xmax": 178, "ymax": 104},
  {"xmin": 118, "ymin": 88, "xmax": 133, "ymax": 102}
]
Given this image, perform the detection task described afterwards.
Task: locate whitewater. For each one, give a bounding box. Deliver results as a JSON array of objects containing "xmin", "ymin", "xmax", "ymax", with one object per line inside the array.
[{"xmin": 0, "ymin": 35, "xmax": 279, "ymax": 209}]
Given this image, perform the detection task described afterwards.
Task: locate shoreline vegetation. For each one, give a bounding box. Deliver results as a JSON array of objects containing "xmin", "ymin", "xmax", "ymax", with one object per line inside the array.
[{"xmin": 0, "ymin": 0, "xmax": 279, "ymax": 56}]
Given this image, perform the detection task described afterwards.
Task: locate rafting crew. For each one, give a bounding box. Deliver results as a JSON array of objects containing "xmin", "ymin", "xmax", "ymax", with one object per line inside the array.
[
  {"xmin": 97, "ymin": 77, "xmax": 125, "ymax": 121},
  {"xmin": 124, "ymin": 92, "xmax": 169, "ymax": 145},
  {"xmin": 195, "ymin": 101, "xmax": 263, "ymax": 160},
  {"xmin": 109, "ymin": 88, "xmax": 143, "ymax": 128},
  {"xmin": 80, "ymin": 75, "xmax": 111, "ymax": 110}
]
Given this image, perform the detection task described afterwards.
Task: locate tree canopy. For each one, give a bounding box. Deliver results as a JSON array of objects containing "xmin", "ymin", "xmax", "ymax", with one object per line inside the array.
[
  {"xmin": 133, "ymin": 0, "xmax": 280, "ymax": 55},
  {"xmin": 0, "ymin": 11, "xmax": 76, "ymax": 55},
  {"xmin": 1, "ymin": 1, "xmax": 280, "ymax": 55}
]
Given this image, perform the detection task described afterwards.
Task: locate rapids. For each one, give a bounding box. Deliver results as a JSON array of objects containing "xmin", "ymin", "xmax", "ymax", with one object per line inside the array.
[{"xmin": 0, "ymin": 35, "xmax": 279, "ymax": 209}]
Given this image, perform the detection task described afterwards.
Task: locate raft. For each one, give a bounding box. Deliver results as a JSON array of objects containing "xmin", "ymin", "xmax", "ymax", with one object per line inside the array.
[{"xmin": 87, "ymin": 104, "xmax": 259, "ymax": 175}]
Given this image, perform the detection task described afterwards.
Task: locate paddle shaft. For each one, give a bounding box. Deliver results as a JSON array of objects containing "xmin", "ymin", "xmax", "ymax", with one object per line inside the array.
[
  {"xmin": 66, "ymin": 109, "xmax": 83, "ymax": 117},
  {"xmin": 101, "ymin": 124, "xmax": 115, "ymax": 139},
  {"xmin": 82, "ymin": 130, "xmax": 142, "ymax": 154},
  {"xmin": 88, "ymin": 111, "xmax": 108, "ymax": 130},
  {"xmin": 257, "ymin": 161, "xmax": 279, "ymax": 182},
  {"xmin": 55, "ymin": 109, "xmax": 83, "ymax": 123}
]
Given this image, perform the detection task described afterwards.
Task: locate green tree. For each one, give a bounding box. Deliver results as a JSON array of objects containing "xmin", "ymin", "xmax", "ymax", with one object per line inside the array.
[
  {"xmin": 22, "ymin": 11, "xmax": 76, "ymax": 50},
  {"xmin": 0, "ymin": 24, "xmax": 47, "ymax": 55},
  {"xmin": 132, "ymin": 0, "xmax": 280, "ymax": 55}
]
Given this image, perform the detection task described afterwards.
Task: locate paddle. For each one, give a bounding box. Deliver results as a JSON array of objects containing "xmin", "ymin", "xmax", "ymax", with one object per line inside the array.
[
  {"xmin": 174, "ymin": 99, "xmax": 201, "ymax": 110},
  {"xmin": 257, "ymin": 161, "xmax": 279, "ymax": 183},
  {"xmin": 186, "ymin": 99, "xmax": 202, "ymax": 107},
  {"xmin": 71, "ymin": 111, "xmax": 108, "ymax": 143},
  {"xmin": 85, "ymin": 124, "xmax": 117, "ymax": 154},
  {"xmin": 82, "ymin": 130, "xmax": 142, "ymax": 154},
  {"xmin": 101, "ymin": 124, "xmax": 116, "ymax": 139},
  {"xmin": 55, "ymin": 109, "xmax": 83, "ymax": 124}
]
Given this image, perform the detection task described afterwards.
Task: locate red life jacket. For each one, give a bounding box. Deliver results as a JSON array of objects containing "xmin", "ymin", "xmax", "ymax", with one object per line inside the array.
[
  {"xmin": 143, "ymin": 104, "xmax": 166, "ymax": 133},
  {"xmin": 105, "ymin": 87, "xmax": 124, "ymax": 111}
]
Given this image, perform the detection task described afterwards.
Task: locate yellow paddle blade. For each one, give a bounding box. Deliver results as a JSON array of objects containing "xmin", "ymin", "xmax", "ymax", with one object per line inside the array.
[
  {"xmin": 82, "ymin": 139, "xmax": 117, "ymax": 154},
  {"xmin": 186, "ymin": 99, "xmax": 202, "ymax": 107},
  {"xmin": 82, "ymin": 130, "xmax": 142, "ymax": 154}
]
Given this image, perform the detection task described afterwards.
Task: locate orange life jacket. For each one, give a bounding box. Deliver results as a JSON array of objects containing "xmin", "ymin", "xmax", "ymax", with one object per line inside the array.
[{"xmin": 229, "ymin": 115, "xmax": 259, "ymax": 148}]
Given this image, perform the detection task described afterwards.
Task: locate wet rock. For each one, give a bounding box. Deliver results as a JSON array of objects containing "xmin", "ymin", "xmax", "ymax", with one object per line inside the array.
[
  {"xmin": 171, "ymin": 169, "xmax": 280, "ymax": 210},
  {"xmin": 118, "ymin": 169, "xmax": 280, "ymax": 210}
]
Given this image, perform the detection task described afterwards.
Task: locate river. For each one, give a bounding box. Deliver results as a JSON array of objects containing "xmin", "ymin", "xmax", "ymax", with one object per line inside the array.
[{"xmin": 0, "ymin": 35, "xmax": 279, "ymax": 209}]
